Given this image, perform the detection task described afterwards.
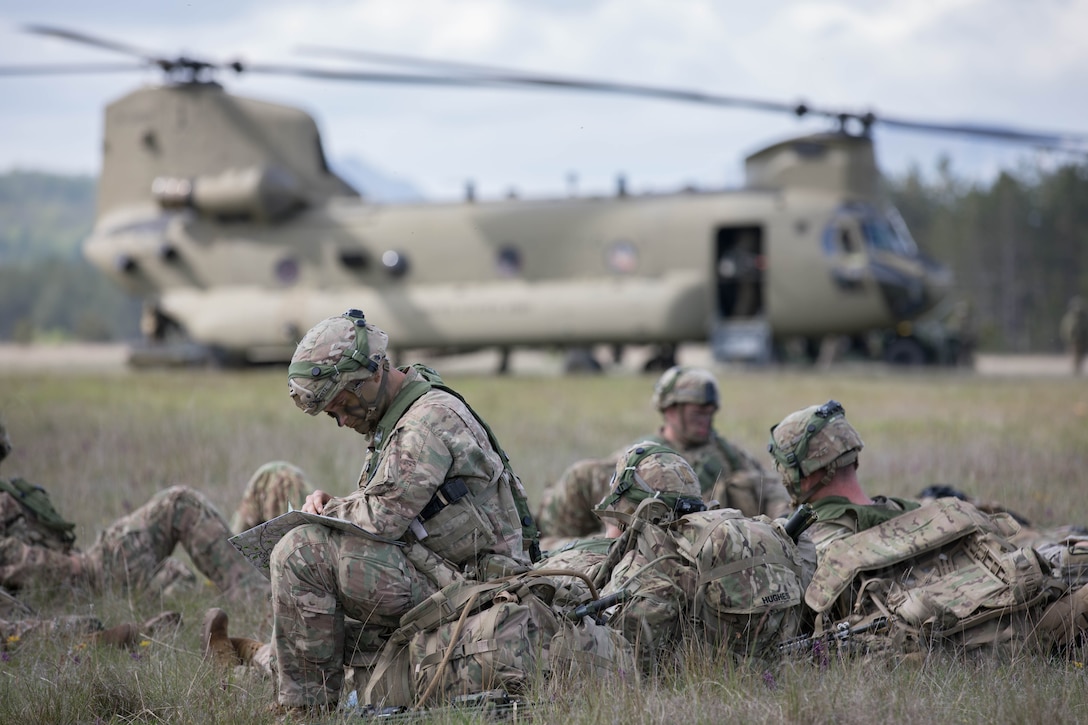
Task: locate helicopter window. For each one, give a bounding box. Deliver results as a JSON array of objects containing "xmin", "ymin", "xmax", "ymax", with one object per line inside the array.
[
  {"xmin": 275, "ymin": 257, "xmax": 300, "ymax": 285},
  {"xmin": 382, "ymin": 250, "xmax": 410, "ymax": 278},
  {"xmin": 606, "ymin": 241, "xmax": 638, "ymax": 274},
  {"xmin": 495, "ymin": 246, "xmax": 522, "ymax": 277},
  {"xmin": 861, "ymin": 211, "xmax": 917, "ymax": 257}
]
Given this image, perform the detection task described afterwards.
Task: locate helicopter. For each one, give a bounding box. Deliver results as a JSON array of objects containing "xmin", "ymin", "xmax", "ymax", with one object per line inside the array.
[{"xmin": 7, "ymin": 25, "xmax": 1084, "ymax": 371}]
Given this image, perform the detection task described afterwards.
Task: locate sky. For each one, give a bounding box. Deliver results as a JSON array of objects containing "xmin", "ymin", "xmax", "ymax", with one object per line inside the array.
[{"xmin": 1, "ymin": 0, "xmax": 1086, "ymax": 201}]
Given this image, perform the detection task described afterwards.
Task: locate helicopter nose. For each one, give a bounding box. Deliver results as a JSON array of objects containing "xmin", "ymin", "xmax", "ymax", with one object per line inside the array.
[{"xmin": 870, "ymin": 254, "xmax": 951, "ymax": 321}]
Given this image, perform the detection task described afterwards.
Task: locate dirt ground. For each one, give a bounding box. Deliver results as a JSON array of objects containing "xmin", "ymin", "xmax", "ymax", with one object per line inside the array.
[{"xmin": 0, "ymin": 342, "xmax": 1079, "ymax": 377}]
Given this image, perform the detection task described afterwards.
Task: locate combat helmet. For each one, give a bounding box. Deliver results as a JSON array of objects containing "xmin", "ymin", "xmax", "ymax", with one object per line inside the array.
[
  {"xmin": 595, "ymin": 441, "xmax": 704, "ymax": 520},
  {"xmin": 287, "ymin": 309, "xmax": 389, "ymax": 415},
  {"xmin": 767, "ymin": 400, "xmax": 863, "ymax": 502},
  {"xmin": 651, "ymin": 366, "xmax": 720, "ymax": 411}
]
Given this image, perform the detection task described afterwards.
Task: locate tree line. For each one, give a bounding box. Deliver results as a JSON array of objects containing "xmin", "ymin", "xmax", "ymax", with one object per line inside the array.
[{"xmin": 0, "ymin": 162, "xmax": 1085, "ymax": 351}]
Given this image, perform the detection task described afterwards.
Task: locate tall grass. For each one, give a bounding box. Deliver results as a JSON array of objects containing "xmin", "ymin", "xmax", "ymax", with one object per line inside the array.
[{"xmin": 1, "ymin": 366, "xmax": 1087, "ymax": 723}]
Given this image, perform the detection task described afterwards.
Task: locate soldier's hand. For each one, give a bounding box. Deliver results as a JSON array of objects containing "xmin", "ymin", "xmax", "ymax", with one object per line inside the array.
[{"xmin": 302, "ymin": 490, "xmax": 333, "ymax": 515}]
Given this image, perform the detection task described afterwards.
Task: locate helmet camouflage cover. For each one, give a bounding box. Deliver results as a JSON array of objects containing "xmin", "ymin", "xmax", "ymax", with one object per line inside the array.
[
  {"xmin": 287, "ymin": 309, "xmax": 389, "ymax": 415},
  {"xmin": 651, "ymin": 366, "xmax": 720, "ymax": 411},
  {"xmin": 767, "ymin": 400, "xmax": 863, "ymax": 496},
  {"xmin": 595, "ymin": 441, "xmax": 703, "ymax": 518}
]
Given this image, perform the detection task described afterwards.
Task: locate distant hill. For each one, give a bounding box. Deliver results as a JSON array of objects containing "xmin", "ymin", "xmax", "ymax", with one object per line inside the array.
[{"xmin": 0, "ymin": 170, "xmax": 96, "ymax": 262}]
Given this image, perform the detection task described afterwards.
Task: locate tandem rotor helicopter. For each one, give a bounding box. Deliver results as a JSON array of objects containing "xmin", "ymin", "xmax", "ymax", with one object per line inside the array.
[{"xmin": 8, "ymin": 25, "xmax": 1086, "ymax": 371}]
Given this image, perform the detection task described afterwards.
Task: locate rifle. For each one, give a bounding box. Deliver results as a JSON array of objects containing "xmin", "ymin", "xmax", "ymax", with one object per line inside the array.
[
  {"xmin": 782, "ymin": 503, "xmax": 818, "ymax": 543},
  {"xmin": 566, "ymin": 588, "xmax": 632, "ymax": 623},
  {"xmin": 777, "ymin": 616, "xmax": 889, "ymax": 656},
  {"xmin": 350, "ymin": 689, "xmax": 532, "ymax": 722}
]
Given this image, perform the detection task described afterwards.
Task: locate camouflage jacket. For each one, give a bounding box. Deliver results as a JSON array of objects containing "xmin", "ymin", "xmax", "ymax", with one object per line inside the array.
[
  {"xmin": 324, "ymin": 367, "xmax": 529, "ymax": 568},
  {"xmin": 537, "ymin": 428, "xmax": 789, "ymax": 539},
  {"xmin": 807, "ymin": 495, "xmax": 920, "ymax": 554}
]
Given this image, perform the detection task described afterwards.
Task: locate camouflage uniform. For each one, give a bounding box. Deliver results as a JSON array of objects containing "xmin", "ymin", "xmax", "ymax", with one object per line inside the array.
[
  {"xmin": 272, "ymin": 311, "xmax": 530, "ymax": 710},
  {"xmin": 230, "ymin": 460, "xmax": 310, "ymax": 534},
  {"xmin": 537, "ymin": 367, "xmax": 790, "ymax": 544},
  {"xmin": 0, "ymin": 484, "xmax": 264, "ymax": 598},
  {"xmin": 769, "ymin": 401, "xmax": 1088, "ymax": 657},
  {"xmin": 806, "ymin": 495, "xmax": 920, "ymax": 553}
]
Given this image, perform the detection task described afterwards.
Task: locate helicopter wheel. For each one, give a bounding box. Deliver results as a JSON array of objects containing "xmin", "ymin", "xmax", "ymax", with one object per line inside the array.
[
  {"xmin": 563, "ymin": 347, "xmax": 604, "ymax": 374},
  {"xmin": 642, "ymin": 344, "xmax": 677, "ymax": 372},
  {"xmin": 883, "ymin": 337, "xmax": 928, "ymax": 366}
]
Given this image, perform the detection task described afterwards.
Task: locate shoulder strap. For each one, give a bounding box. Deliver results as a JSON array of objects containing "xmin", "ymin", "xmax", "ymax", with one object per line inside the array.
[
  {"xmin": 363, "ymin": 369, "xmax": 433, "ymax": 484},
  {"xmin": 368, "ymin": 364, "xmax": 541, "ymax": 563}
]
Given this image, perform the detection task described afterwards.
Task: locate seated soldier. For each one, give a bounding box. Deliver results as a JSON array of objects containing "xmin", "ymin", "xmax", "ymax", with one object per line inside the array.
[
  {"xmin": 537, "ymin": 366, "xmax": 791, "ymax": 548},
  {"xmin": 767, "ymin": 400, "xmax": 1088, "ymax": 656}
]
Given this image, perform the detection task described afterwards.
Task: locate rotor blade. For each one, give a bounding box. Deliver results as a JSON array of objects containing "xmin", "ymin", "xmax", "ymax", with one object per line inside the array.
[
  {"xmin": 244, "ymin": 62, "xmax": 515, "ymax": 88},
  {"xmin": 0, "ymin": 62, "xmax": 149, "ymax": 76},
  {"xmin": 297, "ymin": 45, "xmax": 560, "ymax": 80},
  {"xmin": 24, "ymin": 24, "xmax": 168, "ymax": 64},
  {"xmin": 873, "ymin": 113, "xmax": 1088, "ymax": 149},
  {"xmin": 297, "ymin": 45, "xmax": 1088, "ymax": 150}
]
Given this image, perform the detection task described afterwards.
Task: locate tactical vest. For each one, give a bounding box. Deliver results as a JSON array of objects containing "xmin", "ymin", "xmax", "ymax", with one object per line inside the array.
[
  {"xmin": 806, "ymin": 497, "xmax": 1051, "ymax": 647},
  {"xmin": 363, "ymin": 365, "xmax": 541, "ymax": 563}
]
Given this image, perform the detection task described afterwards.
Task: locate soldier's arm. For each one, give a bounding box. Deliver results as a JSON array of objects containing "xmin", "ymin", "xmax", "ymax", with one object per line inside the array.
[{"xmin": 325, "ymin": 412, "xmax": 452, "ymax": 539}]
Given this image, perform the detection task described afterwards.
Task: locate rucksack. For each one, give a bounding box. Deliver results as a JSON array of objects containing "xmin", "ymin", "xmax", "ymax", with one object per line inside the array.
[
  {"xmin": 597, "ymin": 499, "xmax": 807, "ymax": 661},
  {"xmin": 363, "ymin": 570, "xmax": 635, "ymax": 709},
  {"xmin": 805, "ymin": 497, "xmax": 1052, "ymax": 651},
  {"xmin": 669, "ymin": 508, "xmax": 807, "ymax": 656}
]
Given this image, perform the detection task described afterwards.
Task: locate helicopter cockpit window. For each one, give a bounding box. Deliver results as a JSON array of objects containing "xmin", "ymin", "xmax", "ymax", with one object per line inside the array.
[
  {"xmin": 822, "ymin": 211, "xmax": 862, "ymax": 257},
  {"xmin": 495, "ymin": 246, "xmax": 522, "ymax": 277},
  {"xmin": 275, "ymin": 257, "xmax": 300, "ymax": 285},
  {"xmin": 382, "ymin": 250, "xmax": 410, "ymax": 278},
  {"xmin": 606, "ymin": 240, "xmax": 638, "ymax": 274}
]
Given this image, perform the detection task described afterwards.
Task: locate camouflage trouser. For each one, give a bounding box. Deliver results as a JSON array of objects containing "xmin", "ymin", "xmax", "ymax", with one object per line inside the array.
[
  {"xmin": 270, "ymin": 524, "xmax": 438, "ymax": 709},
  {"xmin": 230, "ymin": 461, "xmax": 310, "ymax": 534},
  {"xmin": 536, "ymin": 458, "xmax": 613, "ymax": 541},
  {"xmin": 87, "ymin": 485, "xmax": 266, "ymax": 599}
]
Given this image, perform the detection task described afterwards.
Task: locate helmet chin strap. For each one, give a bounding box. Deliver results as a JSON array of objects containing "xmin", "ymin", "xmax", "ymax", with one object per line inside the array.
[
  {"xmin": 793, "ymin": 460, "xmax": 839, "ymax": 506},
  {"xmin": 352, "ymin": 358, "xmax": 392, "ymax": 435}
]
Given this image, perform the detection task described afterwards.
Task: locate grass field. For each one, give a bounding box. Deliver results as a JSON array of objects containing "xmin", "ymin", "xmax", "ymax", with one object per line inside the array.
[{"xmin": 1, "ymin": 366, "xmax": 1087, "ymax": 723}]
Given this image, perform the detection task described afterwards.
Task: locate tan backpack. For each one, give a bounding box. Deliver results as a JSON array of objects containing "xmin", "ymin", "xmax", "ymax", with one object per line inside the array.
[
  {"xmin": 364, "ymin": 571, "xmax": 635, "ymax": 710},
  {"xmin": 597, "ymin": 499, "xmax": 808, "ymax": 661},
  {"xmin": 806, "ymin": 497, "xmax": 1051, "ymax": 650}
]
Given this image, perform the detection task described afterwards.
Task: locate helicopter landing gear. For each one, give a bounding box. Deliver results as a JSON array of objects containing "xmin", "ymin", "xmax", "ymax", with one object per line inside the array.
[
  {"xmin": 497, "ymin": 346, "xmax": 512, "ymax": 375},
  {"xmin": 563, "ymin": 347, "xmax": 604, "ymax": 374},
  {"xmin": 883, "ymin": 336, "xmax": 927, "ymax": 366},
  {"xmin": 642, "ymin": 344, "xmax": 677, "ymax": 372}
]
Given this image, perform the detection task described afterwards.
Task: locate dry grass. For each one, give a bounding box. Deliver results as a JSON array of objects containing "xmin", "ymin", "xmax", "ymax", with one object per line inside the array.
[{"xmin": 1, "ymin": 366, "xmax": 1087, "ymax": 723}]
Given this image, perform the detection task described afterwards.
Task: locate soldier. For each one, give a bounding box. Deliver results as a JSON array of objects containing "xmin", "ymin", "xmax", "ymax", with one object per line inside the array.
[
  {"xmin": 536, "ymin": 366, "xmax": 791, "ymax": 547},
  {"xmin": 1060, "ymin": 295, "xmax": 1087, "ymax": 376},
  {"xmin": 0, "ymin": 416, "xmax": 266, "ymax": 601},
  {"xmin": 767, "ymin": 400, "xmax": 1088, "ymax": 656},
  {"xmin": 217, "ymin": 309, "xmax": 535, "ymax": 715},
  {"xmin": 229, "ymin": 460, "xmax": 310, "ymax": 534}
]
